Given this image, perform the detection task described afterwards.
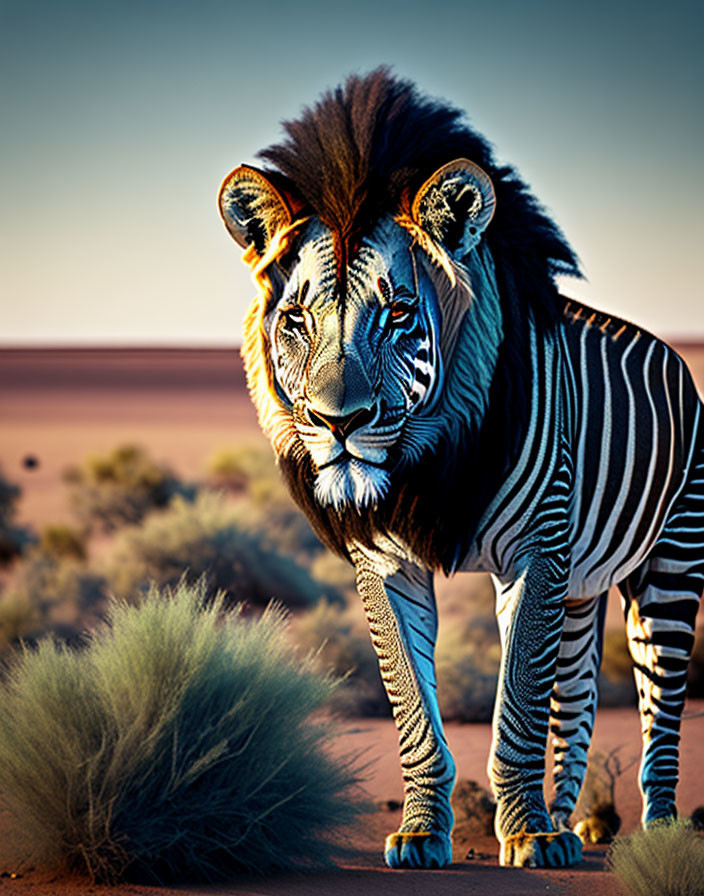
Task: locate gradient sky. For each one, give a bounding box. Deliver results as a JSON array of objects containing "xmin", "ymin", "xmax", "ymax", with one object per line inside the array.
[{"xmin": 1, "ymin": 0, "xmax": 702, "ymax": 345}]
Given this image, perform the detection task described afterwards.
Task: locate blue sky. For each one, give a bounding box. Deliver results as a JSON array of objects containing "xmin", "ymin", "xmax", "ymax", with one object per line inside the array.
[{"xmin": 1, "ymin": 0, "xmax": 702, "ymax": 344}]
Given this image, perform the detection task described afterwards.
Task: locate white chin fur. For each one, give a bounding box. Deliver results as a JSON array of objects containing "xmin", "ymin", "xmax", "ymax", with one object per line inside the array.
[{"xmin": 314, "ymin": 459, "xmax": 390, "ymax": 510}]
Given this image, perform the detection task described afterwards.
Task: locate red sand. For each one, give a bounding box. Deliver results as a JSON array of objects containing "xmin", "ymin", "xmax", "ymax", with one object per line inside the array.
[{"xmin": 2, "ymin": 345, "xmax": 704, "ymax": 895}]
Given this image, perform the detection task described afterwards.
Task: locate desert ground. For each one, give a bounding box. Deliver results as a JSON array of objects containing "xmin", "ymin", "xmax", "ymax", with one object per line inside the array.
[{"xmin": 1, "ymin": 343, "xmax": 704, "ymax": 896}]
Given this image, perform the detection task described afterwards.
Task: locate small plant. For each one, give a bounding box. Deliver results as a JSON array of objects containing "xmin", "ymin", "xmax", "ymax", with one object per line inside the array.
[
  {"xmin": 63, "ymin": 444, "xmax": 192, "ymax": 531},
  {"xmin": 105, "ymin": 491, "xmax": 329, "ymax": 608},
  {"xmin": 0, "ymin": 581, "xmax": 365, "ymax": 883},
  {"xmin": 608, "ymin": 819, "xmax": 704, "ymax": 896}
]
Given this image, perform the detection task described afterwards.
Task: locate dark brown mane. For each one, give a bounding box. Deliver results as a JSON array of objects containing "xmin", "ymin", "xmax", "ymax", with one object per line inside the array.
[
  {"xmin": 259, "ymin": 67, "xmax": 581, "ymax": 321},
  {"xmin": 260, "ymin": 70, "xmax": 583, "ymax": 567}
]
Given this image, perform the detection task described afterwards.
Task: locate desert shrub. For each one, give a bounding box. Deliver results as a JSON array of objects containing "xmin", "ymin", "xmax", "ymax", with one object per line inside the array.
[
  {"xmin": 206, "ymin": 443, "xmax": 278, "ymax": 495},
  {"xmin": 0, "ymin": 550, "xmax": 107, "ymax": 653},
  {"xmin": 0, "ymin": 468, "xmax": 33, "ymax": 565},
  {"xmin": 291, "ymin": 600, "xmax": 388, "ymax": 717},
  {"xmin": 106, "ymin": 491, "xmax": 331, "ymax": 608},
  {"xmin": 0, "ymin": 581, "xmax": 364, "ymax": 883},
  {"xmin": 206, "ymin": 444, "xmax": 322, "ymax": 557},
  {"xmin": 63, "ymin": 444, "xmax": 193, "ymax": 532},
  {"xmin": 608, "ymin": 819, "xmax": 704, "ymax": 896},
  {"xmin": 436, "ymin": 613, "xmax": 500, "ymax": 722},
  {"xmin": 39, "ymin": 523, "xmax": 87, "ymax": 562}
]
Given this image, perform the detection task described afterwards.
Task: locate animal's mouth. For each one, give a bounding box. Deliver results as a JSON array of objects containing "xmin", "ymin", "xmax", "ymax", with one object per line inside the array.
[{"xmin": 316, "ymin": 450, "xmax": 388, "ymax": 471}]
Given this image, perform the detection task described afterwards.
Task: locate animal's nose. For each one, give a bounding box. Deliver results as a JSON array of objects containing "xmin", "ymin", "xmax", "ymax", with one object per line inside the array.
[{"xmin": 307, "ymin": 405, "xmax": 376, "ymax": 443}]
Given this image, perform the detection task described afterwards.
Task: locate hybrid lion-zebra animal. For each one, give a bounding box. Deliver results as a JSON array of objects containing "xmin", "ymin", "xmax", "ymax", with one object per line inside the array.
[{"xmin": 219, "ymin": 70, "xmax": 704, "ymax": 869}]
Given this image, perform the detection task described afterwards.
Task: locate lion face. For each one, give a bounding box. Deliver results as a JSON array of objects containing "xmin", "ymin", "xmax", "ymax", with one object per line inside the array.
[
  {"xmin": 265, "ymin": 217, "xmax": 444, "ymax": 509},
  {"xmin": 220, "ymin": 160, "xmax": 496, "ymax": 511}
]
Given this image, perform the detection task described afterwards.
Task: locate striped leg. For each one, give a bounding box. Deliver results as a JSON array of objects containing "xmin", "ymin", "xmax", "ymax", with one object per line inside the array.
[
  {"xmin": 618, "ymin": 482, "xmax": 704, "ymax": 825},
  {"xmin": 549, "ymin": 594, "xmax": 607, "ymax": 829},
  {"xmin": 490, "ymin": 556, "xmax": 582, "ymax": 867},
  {"xmin": 352, "ymin": 550, "xmax": 455, "ymax": 869}
]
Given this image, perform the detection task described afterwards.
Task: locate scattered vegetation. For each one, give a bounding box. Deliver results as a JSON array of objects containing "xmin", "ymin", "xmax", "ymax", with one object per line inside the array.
[
  {"xmin": 0, "ymin": 549, "xmax": 107, "ymax": 654},
  {"xmin": 0, "ymin": 468, "xmax": 33, "ymax": 565},
  {"xmin": 39, "ymin": 523, "xmax": 87, "ymax": 562},
  {"xmin": 206, "ymin": 443, "xmax": 280, "ymax": 498},
  {"xmin": 63, "ymin": 444, "xmax": 193, "ymax": 531},
  {"xmin": 0, "ymin": 581, "xmax": 365, "ymax": 883},
  {"xmin": 608, "ymin": 819, "xmax": 704, "ymax": 896},
  {"xmin": 105, "ymin": 491, "xmax": 332, "ymax": 608},
  {"xmin": 291, "ymin": 600, "xmax": 387, "ymax": 717}
]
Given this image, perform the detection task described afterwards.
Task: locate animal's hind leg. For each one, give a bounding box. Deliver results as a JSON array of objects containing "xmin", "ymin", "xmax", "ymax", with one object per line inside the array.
[
  {"xmin": 549, "ymin": 593, "xmax": 607, "ymax": 830},
  {"xmin": 618, "ymin": 454, "xmax": 704, "ymax": 826}
]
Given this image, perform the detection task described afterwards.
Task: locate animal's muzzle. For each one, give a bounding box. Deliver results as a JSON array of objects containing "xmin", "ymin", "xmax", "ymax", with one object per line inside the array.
[{"xmin": 307, "ymin": 405, "xmax": 377, "ymax": 445}]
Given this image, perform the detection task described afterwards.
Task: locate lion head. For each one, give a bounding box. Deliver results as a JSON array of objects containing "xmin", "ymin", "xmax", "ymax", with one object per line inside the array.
[{"xmin": 219, "ymin": 69, "xmax": 580, "ymax": 568}]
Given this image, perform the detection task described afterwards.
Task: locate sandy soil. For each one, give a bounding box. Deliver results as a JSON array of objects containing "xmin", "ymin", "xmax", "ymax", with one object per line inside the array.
[{"xmin": 2, "ymin": 344, "xmax": 704, "ymax": 895}]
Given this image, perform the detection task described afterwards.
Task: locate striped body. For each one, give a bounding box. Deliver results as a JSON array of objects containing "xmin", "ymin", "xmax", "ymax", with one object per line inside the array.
[{"xmin": 219, "ymin": 71, "xmax": 704, "ymax": 869}]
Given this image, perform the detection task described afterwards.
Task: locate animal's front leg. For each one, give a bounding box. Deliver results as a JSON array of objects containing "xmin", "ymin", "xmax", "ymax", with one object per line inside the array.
[
  {"xmin": 491, "ymin": 557, "xmax": 582, "ymax": 868},
  {"xmin": 353, "ymin": 550, "xmax": 455, "ymax": 869}
]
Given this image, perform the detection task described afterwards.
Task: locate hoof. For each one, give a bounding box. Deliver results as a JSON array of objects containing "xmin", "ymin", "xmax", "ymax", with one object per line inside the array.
[
  {"xmin": 500, "ymin": 830, "xmax": 582, "ymax": 868},
  {"xmin": 384, "ymin": 831, "xmax": 452, "ymax": 869}
]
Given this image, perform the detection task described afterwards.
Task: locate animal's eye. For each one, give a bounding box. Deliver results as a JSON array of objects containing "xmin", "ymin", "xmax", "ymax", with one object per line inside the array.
[
  {"xmin": 280, "ymin": 305, "xmax": 307, "ymax": 335},
  {"xmin": 388, "ymin": 301, "xmax": 415, "ymax": 327}
]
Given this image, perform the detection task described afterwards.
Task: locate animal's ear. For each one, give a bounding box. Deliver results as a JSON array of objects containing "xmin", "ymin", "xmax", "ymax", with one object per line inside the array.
[
  {"xmin": 411, "ymin": 159, "xmax": 496, "ymax": 259},
  {"xmin": 218, "ymin": 165, "xmax": 293, "ymax": 253}
]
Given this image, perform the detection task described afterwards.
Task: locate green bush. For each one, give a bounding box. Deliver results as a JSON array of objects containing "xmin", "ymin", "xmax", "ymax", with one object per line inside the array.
[
  {"xmin": 106, "ymin": 491, "xmax": 331, "ymax": 608},
  {"xmin": 63, "ymin": 444, "xmax": 193, "ymax": 532},
  {"xmin": 0, "ymin": 468, "xmax": 33, "ymax": 565},
  {"xmin": 291, "ymin": 600, "xmax": 388, "ymax": 717},
  {"xmin": 0, "ymin": 581, "xmax": 365, "ymax": 883},
  {"xmin": 608, "ymin": 819, "xmax": 704, "ymax": 896}
]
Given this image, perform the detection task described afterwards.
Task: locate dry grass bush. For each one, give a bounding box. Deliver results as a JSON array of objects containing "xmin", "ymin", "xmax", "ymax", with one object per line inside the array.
[
  {"xmin": 608, "ymin": 820, "xmax": 704, "ymax": 896},
  {"xmin": 106, "ymin": 491, "xmax": 333, "ymax": 609},
  {"xmin": 63, "ymin": 444, "xmax": 194, "ymax": 532},
  {"xmin": 291, "ymin": 600, "xmax": 388, "ymax": 717},
  {"xmin": 0, "ymin": 581, "xmax": 366, "ymax": 883}
]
